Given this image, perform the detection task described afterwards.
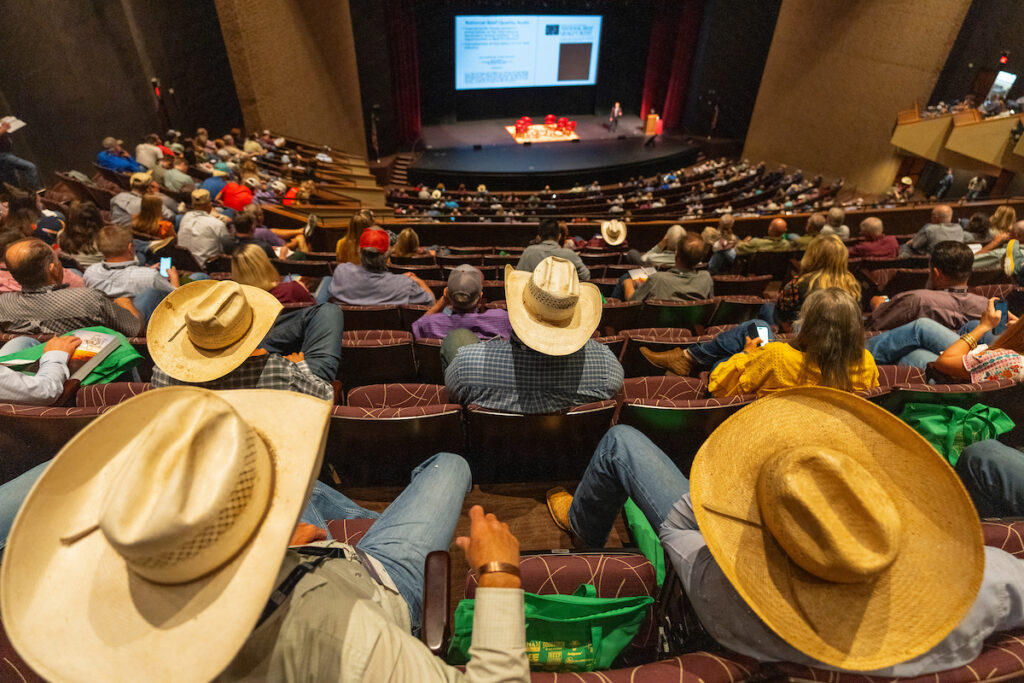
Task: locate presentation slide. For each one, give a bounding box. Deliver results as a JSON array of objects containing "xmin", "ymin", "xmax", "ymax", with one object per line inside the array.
[{"xmin": 455, "ymin": 15, "xmax": 602, "ymax": 91}]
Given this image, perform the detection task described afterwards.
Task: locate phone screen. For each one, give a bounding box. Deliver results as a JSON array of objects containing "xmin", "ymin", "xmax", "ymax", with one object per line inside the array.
[
  {"xmin": 995, "ymin": 300, "xmax": 1009, "ymax": 335},
  {"xmin": 755, "ymin": 325, "xmax": 770, "ymax": 345},
  {"xmin": 159, "ymin": 257, "xmax": 171, "ymax": 277}
]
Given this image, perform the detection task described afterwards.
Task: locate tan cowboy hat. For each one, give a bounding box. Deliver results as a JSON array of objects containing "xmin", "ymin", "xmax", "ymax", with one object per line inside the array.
[
  {"xmin": 690, "ymin": 387, "xmax": 984, "ymax": 671},
  {"xmin": 600, "ymin": 220, "xmax": 626, "ymax": 246},
  {"xmin": 147, "ymin": 280, "xmax": 282, "ymax": 383},
  {"xmin": 504, "ymin": 257, "xmax": 602, "ymax": 356},
  {"xmin": 1, "ymin": 386, "xmax": 332, "ymax": 682}
]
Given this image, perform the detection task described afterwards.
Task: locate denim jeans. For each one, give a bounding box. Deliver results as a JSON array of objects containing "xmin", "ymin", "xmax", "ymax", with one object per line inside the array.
[
  {"xmin": 0, "ymin": 152, "xmax": 41, "ymax": 190},
  {"xmin": 955, "ymin": 440, "xmax": 1024, "ymax": 518},
  {"xmin": 569, "ymin": 425, "xmax": 689, "ymax": 547},
  {"xmin": 299, "ymin": 452, "xmax": 472, "ymax": 629},
  {"xmin": 0, "ymin": 461, "xmax": 49, "ymax": 558},
  {"xmin": 686, "ymin": 319, "xmax": 774, "ymax": 370},
  {"xmin": 610, "ymin": 273, "xmax": 631, "ymax": 301},
  {"xmin": 440, "ymin": 328, "xmax": 480, "ymax": 372},
  {"xmin": 259, "ymin": 303, "xmax": 344, "ymax": 382},
  {"xmin": 313, "ymin": 276, "xmax": 332, "ymax": 304},
  {"xmin": 707, "ymin": 249, "xmax": 735, "ymax": 275},
  {"xmin": 132, "ymin": 287, "xmax": 173, "ymax": 326},
  {"xmin": 0, "ymin": 336, "xmax": 41, "ymax": 356},
  {"xmin": 865, "ymin": 318, "xmax": 958, "ymax": 367}
]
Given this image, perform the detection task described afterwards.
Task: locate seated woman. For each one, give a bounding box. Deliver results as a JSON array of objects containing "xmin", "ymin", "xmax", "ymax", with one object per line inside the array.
[
  {"xmin": 642, "ymin": 287, "xmax": 879, "ymax": 398},
  {"xmin": 335, "ymin": 209, "xmax": 375, "ymax": 264},
  {"xmin": 231, "ymin": 243, "xmax": 314, "ymax": 305},
  {"xmin": 866, "ymin": 299, "xmax": 1024, "ymax": 382},
  {"xmin": 55, "ymin": 200, "xmax": 104, "ymax": 267},
  {"xmin": 391, "ymin": 227, "xmax": 431, "ymax": 259},
  {"xmin": 243, "ymin": 204, "xmax": 310, "ymax": 256},
  {"xmin": 771, "ymin": 234, "xmax": 860, "ymax": 327},
  {"xmin": 132, "ymin": 193, "xmax": 175, "ymax": 240}
]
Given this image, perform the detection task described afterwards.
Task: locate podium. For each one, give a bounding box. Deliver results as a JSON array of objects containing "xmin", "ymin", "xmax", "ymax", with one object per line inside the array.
[{"xmin": 645, "ymin": 114, "xmax": 659, "ymax": 135}]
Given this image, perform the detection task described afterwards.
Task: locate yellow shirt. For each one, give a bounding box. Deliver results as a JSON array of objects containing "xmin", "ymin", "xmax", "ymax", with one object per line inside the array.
[{"xmin": 708, "ymin": 342, "xmax": 879, "ymax": 398}]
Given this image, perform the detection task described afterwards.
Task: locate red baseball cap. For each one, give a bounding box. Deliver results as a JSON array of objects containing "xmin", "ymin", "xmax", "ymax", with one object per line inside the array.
[{"xmin": 358, "ymin": 228, "xmax": 390, "ymax": 252}]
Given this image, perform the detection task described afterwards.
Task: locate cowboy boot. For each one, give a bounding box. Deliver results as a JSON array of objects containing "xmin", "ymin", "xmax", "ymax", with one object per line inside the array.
[{"xmin": 639, "ymin": 346, "xmax": 692, "ymax": 376}]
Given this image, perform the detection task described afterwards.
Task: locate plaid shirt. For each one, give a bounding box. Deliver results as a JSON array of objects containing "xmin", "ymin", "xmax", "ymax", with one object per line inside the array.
[
  {"xmin": 0, "ymin": 285, "xmax": 141, "ymax": 336},
  {"xmin": 444, "ymin": 335, "xmax": 623, "ymax": 414},
  {"xmin": 151, "ymin": 353, "xmax": 333, "ymax": 401}
]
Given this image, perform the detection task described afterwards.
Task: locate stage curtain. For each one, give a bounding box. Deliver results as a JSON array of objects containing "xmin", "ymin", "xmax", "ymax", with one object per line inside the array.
[
  {"xmin": 387, "ymin": 0, "xmax": 421, "ymax": 145},
  {"xmin": 640, "ymin": 0, "xmax": 704, "ymax": 132}
]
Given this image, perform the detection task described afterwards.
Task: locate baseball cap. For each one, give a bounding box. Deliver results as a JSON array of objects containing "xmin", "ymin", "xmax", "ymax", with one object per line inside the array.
[
  {"xmin": 243, "ymin": 176, "xmax": 260, "ymax": 189},
  {"xmin": 102, "ymin": 136, "xmax": 122, "ymax": 149},
  {"xmin": 447, "ymin": 264, "xmax": 483, "ymax": 307},
  {"xmin": 358, "ymin": 228, "xmax": 390, "ymax": 252},
  {"xmin": 269, "ymin": 180, "xmax": 287, "ymax": 194},
  {"xmin": 191, "ymin": 189, "xmax": 211, "ymax": 205},
  {"xmin": 130, "ymin": 171, "xmax": 153, "ymax": 186}
]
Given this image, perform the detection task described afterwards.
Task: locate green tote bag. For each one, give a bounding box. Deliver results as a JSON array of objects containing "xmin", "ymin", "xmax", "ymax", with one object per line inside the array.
[
  {"xmin": 899, "ymin": 402, "xmax": 1014, "ymax": 466},
  {"xmin": 448, "ymin": 584, "xmax": 653, "ymax": 672}
]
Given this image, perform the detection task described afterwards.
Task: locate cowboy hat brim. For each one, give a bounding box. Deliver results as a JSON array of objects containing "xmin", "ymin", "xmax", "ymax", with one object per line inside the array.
[
  {"xmin": 1, "ymin": 387, "xmax": 331, "ymax": 683},
  {"xmin": 601, "ymin": 220, "xmax": 626, "ymax": 246},
  {"xmin": 147, "ymin": 280, "xmax": 283, "ymax": 383},
  {"xmin": 689, "ymin": 387, "xmax": 984, "ymax": 670},
  {"xmin": 505, "ymin": 264, "xmax": 603, "ymax": 356}
]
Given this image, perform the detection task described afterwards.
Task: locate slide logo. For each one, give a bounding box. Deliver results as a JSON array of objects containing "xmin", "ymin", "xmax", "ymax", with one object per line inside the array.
[{"xmin": 545, "ymin": 24, "xmax": 559, "ymax": 35}]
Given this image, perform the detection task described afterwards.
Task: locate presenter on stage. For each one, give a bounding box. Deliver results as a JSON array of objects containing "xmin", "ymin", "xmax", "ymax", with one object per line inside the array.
[{"xmin": 609, "ymin": 101, "xmax": 622, "ymax": 132}]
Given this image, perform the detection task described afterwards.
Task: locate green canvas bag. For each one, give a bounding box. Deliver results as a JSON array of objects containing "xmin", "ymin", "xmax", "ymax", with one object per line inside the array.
[
  {"xmin": 448, "ymin": 583, "xmax": 653, "ymax": 671},
  {"xmin": 899, "ymin": 402, "xmax": 1014, "ymax": 466},
  {"xmin": 0, "ymin": 327, "xmax": 142, "ymax": 386},
  {"xmin": 623, "ymin": 498, "xmax": 666, "ymax": 587}
]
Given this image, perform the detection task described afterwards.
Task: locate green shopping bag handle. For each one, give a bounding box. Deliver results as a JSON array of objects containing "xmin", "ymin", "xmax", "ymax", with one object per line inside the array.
[{"xmin": 573, "ymin": 584, "xmax": 598, "ymax": 599}]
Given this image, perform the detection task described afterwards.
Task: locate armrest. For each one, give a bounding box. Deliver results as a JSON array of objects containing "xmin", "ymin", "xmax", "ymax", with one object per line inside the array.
[
  {"xmin": 421, "ymin": 549, "xmax": 451, "ymax": 657},
  {"xmin": 53, "ymin": 378, "xmax": 81, "ymax": 407},
  {"xmin": 331, "ymin": 380, "xmax": 343, "ymax": 405}
]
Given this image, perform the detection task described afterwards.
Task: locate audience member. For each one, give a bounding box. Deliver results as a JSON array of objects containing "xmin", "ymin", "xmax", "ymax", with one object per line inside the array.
[
  {"xmin": 243, "ymin": 204, "xmax": 310, "ymax": 254},
  {"xmin": 0, "ymin": 228, "xmax": 82, "ymax": 292},
  {"xmin": 392, "ymin": 227, "xmax": 427, "ymax": 258},
  {"xmin": 177, "ymin": 189, "xmax": 234, "ymax": 267},
  {"xmin": 900, "ymin": 204, "xmax": 965, "ymax": 257},
  {"xmin": 866, "ymin": 241, "xmax": 987, "ymax": 330},
  {"xmin": 231, "ymin": 243, "xmax": 314, "ymax": 305},
  {"xmin": 412, "ymin": 264, "xmax": 511, "ymax": 341},
  {"xmin": 546, "ymin": 389, "xmax": 1024, "ymax": 677},
  {"xmin": 847, "ymin": 217, "xmax": 898, "ymax": 258},
  {"xmin": 973, "ymin": 211, "xmax": 1020, "ymax": 269},
  {"xmin": 705, "ymin": 214, "xmax": 737, "ymax": 274},
  {"xmin": 110, "ymin": 172, "xmax": 175, "ymax": 227},
  {"xmin": 625, "ymin": 231, "xmax": 712, "ymax": 302},
  {"xmin": 134, "ymin": 134, "xmax": 163, "ymax": 169},
  {"xmin": 216, "ymin": 177, "xmax": 256, "ymax": 212},
  {"xmin": 84, "ymin": 224, "xmax": 178, "ymax": 301},
  {"xmin": 735, "ymin": 217, "xmax": 791, "ymax": 254},
  {"xmin": 2, "ymin": 188, "xmax": 64, "ymax": 244},
  {"xmin": 444, "ymin": 257, "xmax": 623, "ymax": 412},
  {"xmin": 0, "ymin": 119, "xmax": 40, "ymax": 190},
  {"xmin": 633, "ymin": 224, "xmax": 686, "ymax": 267},
  {"xmin": 0, "ymin": 238, "xmax": 143, "ymax": 336},
  {"xmin": 162, "ymin": 156, "xmax": 196, "ymax": 193},
  {"xmin": 788, "ymin": 212, "xmax": 826, "ymax": 248},
  {"xmin": 150, "ymin": 152, "xmax": 174, "ymax": 186},
  {"xmin": 231, "ymin": 212, "xmax": 275, "ymax": 260},
  {"xmin": 55, "ymin": 200, "xmax": 104, "ymax": 267},
  {"xmin": 0, "ymin": 335, "xmax": 81, "ymax": 405},
  {"xmin": 516, "ymin": 219, "xmax": 590, "ymax": 281},
  {"xmin": 335, "ymin": 209, "xmax": 374, "ymax": 264},
  {"xmin": 820, "ymin": 206, "xmax": 850, "ymax": 239},
  {"xmin": 774, "ymin": 234, "xmax": 860, "ymax": 326},
  {"xmin": 96, "ymin": 136, "xmax": 145, "ymax": 174},
  {"xmin": 327, "ymin": 228, "xmax": 434, "ymax": 306},
  {"xmin": 131, "ymin": 193, "xmax": 175, "ymax": 239}
]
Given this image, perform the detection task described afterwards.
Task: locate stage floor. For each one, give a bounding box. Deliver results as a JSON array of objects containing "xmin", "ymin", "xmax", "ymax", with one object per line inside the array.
[{"xmin": 410, "ymin": 115, "xmax": 699, "ymax": 190}]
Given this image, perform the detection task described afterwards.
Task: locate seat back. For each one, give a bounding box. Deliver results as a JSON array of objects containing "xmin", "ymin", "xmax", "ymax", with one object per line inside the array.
[
  {"xmin": 388, "ymin": 263, "xmax": 443, "ymax": 280},
  {"xmin": 414, "ymin": 338, "xmax": 444, "ymax": 384},
  {"xmin": 338, "ymin": 305, "xmax": 404, "ymax": 331},
  {"xmin": 339, "ymin": 330, "xmax": 417, "ymax": 387},
  {"xmin": 75, "ymin": 382, "xmax": 152, "ymax": 407},
  {"xmin": 706, "ymin": 296, "xmax": 764, "ymax": 327},
  {"xmin": 390, "ymin": 254, "xmax": 436, "ymax": 266},
  {"xmin": 599, "ymin": 300, "xmax": 643, "ymax": 336},
  {"xmin": 745, "ymin": 249, "xmax": 802, "ymax": 279},
  {"xmin": 272, "ymin": 259, "xmax": 334, "ymax": 278},
  {"xmin": 0, "ymin": 404, "xmax": 109, "ymax": 484},
  {"xmin": 637, "ymin": 299, "xmax": 716, "ymax": 332},
  {"xmin": 711, "ymin": 274, "xmax": 771, "ymax": 297},
  {"xmin": 437, "ymin": 253, "xmax": 485, "ymax": 267},
  {"xmin": 346, "ymin": 383, "xmax": 450, "ymax": 408}
]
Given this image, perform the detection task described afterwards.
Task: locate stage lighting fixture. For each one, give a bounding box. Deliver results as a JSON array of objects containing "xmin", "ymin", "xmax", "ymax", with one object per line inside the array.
[{"xmin": 1000, "ymin": 51, "xmax": 1009, "ymax": 64}]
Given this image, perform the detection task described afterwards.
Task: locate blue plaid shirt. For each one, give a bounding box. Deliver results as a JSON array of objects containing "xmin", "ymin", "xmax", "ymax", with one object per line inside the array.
[{"xmin": 444, "ymin": 335, "xmax": 623, "ymax": 414}]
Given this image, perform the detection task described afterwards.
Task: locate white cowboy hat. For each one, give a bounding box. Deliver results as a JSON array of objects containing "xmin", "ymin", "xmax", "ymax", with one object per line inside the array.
[
  {"xmin": 600, "ymin": 220, "xmax": 626, "ymax": 246},
  {"xmin": 1, "ymin": 386, "xmax": 333, "ymax": 682},
  {"xmin": 504, "ymin": 257, "xmax": 602, "ymax": 356},
  {"xmin": 147, "ymin": 280, "xmax": 282, "ymax": 383}
]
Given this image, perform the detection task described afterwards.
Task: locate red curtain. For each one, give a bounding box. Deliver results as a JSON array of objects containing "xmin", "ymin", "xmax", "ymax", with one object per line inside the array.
[
  {"xmin": 640, "ymin": 0, "xmax": 704, "ymax": 132},
  {"xmin": 387, "ymin": 0, "xmax": 421, "ymax": 145}
]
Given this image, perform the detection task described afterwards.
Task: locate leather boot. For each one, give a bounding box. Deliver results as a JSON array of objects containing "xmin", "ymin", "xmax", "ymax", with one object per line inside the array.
[{"xmin": 639, "ymin": 346, "xmax": 692, "ymax": 376}]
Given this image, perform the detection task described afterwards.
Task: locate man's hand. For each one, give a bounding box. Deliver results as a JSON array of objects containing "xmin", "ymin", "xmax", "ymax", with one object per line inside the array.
[
  {"xmin": 743, "ymin": 335, "xmax": 762, "ymax": 353},
  {"xmin": 456, "ymin": 505, "xmax": 521, "ymax": 589},
  {"xmin": 289, "ymin": 523, "xmax": 327, "ymax": 546},
  {"xmin": 43, "ymin": 336, "xmax": 82, "ymax": 356},
  {"xmin": 0, "ymin": 122, "xmax": 10, "ymax": 135}
]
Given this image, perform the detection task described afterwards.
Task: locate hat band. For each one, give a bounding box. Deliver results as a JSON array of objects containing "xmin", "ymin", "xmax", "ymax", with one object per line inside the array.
[{"xmin": 524, "ymin": 277, "xmax": 577, "ymax": 326}]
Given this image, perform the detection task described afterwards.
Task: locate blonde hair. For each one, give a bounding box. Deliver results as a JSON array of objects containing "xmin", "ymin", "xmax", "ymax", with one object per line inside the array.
[
  {"xmin": 797, "ymin": 235, "xmax": 861, "ymax": 301},
  {"xmin": 991, "ymin": 206, "xmax": 1017, "ymax": 235},
  {"xmin": 336, "ymin": 209, "xmax": 375, "ymax": 264},
  {"xmin": 231, "ymin": 243, "xmax": 280, "ymax": 291},
  {"xmin": 392, "ymin": 228, "xmax": 420, "ymax": 257},
  {"xmin": 132, "ymin": 194, "xmax": 167, "ymax": 236},
  {"xmin": 991, "ymin": 314, "xmax": 1024, "ymax": 354},
  {"xmin": 294, "ymin": 179, "xmax": 316, "ymax": 202}
]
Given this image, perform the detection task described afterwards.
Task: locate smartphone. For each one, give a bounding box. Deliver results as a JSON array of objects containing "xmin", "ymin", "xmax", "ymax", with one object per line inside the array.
[
  {"xmin": 159, "ymin": 257, "xmax": 171, "ymax": 277},
  {"xmin": 755, "ymin": 324, "xmax": 770, "ymax": 346},
  {"xmin": 994, "ymin": 299, "xmax": 1009, "ymax": 335}
]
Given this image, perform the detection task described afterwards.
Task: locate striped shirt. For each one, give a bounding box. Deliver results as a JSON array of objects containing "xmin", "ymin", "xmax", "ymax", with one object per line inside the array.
[
  {"xmin": 444, "ymin": 335, "xmax": 623, "ymax": 413},
  {"xmin": 0, "ymin": 285, "xmax": 140, "ymax": 336},
  {"xmin": 83, "ymin": 261, "xmax": 175, "ymax": 299},
  {"xmin": 152, "ymin": 353, "xmax": 333, "ymax": 401}
]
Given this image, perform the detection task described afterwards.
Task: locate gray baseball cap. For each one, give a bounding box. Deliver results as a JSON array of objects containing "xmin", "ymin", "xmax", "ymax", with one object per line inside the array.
[{"xmin": 447, "ymin": 264, "xmax": 483, "ymax": 307}]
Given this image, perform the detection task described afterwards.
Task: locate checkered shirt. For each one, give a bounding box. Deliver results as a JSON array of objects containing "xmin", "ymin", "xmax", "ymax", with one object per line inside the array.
[
  {"xmin": 0, "ymin": 285, "xmax": 140, "ymax": 336},
  {"xmin": 444, "ymin": 335, "xmax": 623, "ymax": 413},
  {"xmin": 152, "ymin": 353, "xmax": 333, "ymax": 401}
]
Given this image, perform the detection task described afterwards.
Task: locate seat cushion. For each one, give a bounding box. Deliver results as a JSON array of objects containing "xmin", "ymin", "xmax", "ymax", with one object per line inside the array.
[
  {"xmin": 528, "ymin": 651, "xmax": 760, "ymax": 682},
  {"xmin": 621, "ymin": 376, "xmax": 707, "ymax": 401},
  {"xmin": 324, "ymin": 518, "xmax": 374, "ymax": 544},
  {"xmin": 346, "ymin": 383, "xmax": 450, "ymax": 408}
]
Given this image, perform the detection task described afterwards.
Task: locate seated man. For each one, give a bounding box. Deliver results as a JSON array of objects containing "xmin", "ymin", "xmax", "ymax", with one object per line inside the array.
[
  {"xmin": 444, "ymin": 256, "xmax": 623, "ymax": 413},
  {"xmin": 866, "ymin": 240, "xmax": 987, "ymax": 331},
  {"xmin": 0, "ymin": 387, "xmax": 528, "ymax": 681},
  {"xmin": 0, "ymin": 228, "xmax": 82, "ymax": 292},
  {"xmin": 231, "ymin": 212, "xmax": 275, "ymax": 260},
  {"xmin": 900, "ymin": 204, "xmax": 966, "ymax": 257},
  {"xmin": 547, "ymin": 389, "xmax": 1024, "ymax": 678},
  {"xmin": 109, "ymin": 171, "xmax": 175, "ymax": 227},
  {"xmin": 84, "ymin": 225, "xmax": 179, "ymax": 302},
  {"xmin": 630, "ymin": 224, "xmax": 686, "ymax": 267},
  {"xmin": 0, "ymin": 335, "xmax": 81, "ymax": 405},
  {"xmin": 134, "ymin": 134, "xmax": 163, "ymax": 169},
  {"xmin": 624, "ymin": 231, "xmax": 712, "ymax": 302},
  {"xmin": 327, "ymin": 228, "xmax": 435, "ymax": 306},
  {"xmin": 95, "ymin": 136, "xmax": 145, "ymax": 174},
  {"xmin": 149, "ymin": 280, "xmax": 344, "ymax": 400},
  {"xmin": 516, "ymin": 218, "xmax": 590, "ymax": 281},
  {"xmin": 178, "ymin": 189, "xmax": 235, "ymax": 268},
  {"xmin": 847, "ymin": 217, "xmax": 898, "ymax": 258},
  {"xmin": 412, "ymin": 264, "xmax": 512, "ymax": 340},
  {"xmin": 162, "ymin": 155, "xmax": 196, "ymax": 193},
  {"xmin": 787, "ymin": 212, "xmax": 825, "ymax": 248},
  {"xmin": 216, "ymin": 177, "xmax": 256, "ymax": 212},
  {"xmin": 819, "ymin": 205, "xmax": 850, "ymax": 239},
  {"xmin": 150, "ymin": 152, "xmax": 174, "ymax": 187},
  {"xmin": 0, "ymin": 238, "xmax": 143, "ymax": 337},
  {"xmin": 735, "ymin": 217, "xmax": 791, "ymax": 254}
]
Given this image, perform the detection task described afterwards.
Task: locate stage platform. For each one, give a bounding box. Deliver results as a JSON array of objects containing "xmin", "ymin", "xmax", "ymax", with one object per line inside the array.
[{"xmin": 408, "ymin": 115, "xmax": 700, "ymax": 191}]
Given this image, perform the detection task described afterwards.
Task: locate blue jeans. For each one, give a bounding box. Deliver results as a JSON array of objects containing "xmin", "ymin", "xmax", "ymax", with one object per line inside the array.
[
  {"xmin": 0, "ymin": 461, "xmax": 49, "ymax": 557},
  {"xmin": 0, "ymin": 152, "xmax": 40, "ymax": 190},
  {"xmin": 610, "ymin": 273, "xmax": 631, "ymax": 301},
  {"xmin": 569, "ymin": 425, "xmax": 689, "ymax": 547},
  {"xmin": 0, "ymin": 336, "xmax": 41, "ymax": 356},
  {"xmin": 865, "ymin": 318, "xmax": 958, "ymax": 368},
  {"xmin": 956, "ymin": 440, "xmax": 1024, "ymax": 517},
  {"xmin": 708, "ymin": 249, "xmax": 735, "ymax": 275},
  {"xmin": 299, "ymin": 452, "xmax": 472, "ymax": 629},
  {"xmin": 133, "ymin": 287, "xmax": 172, "ymax": 325},
  {"xmin": 313, "ymin": 276, "xmax": 333, "ymax": 304},
  {"xmin": 687, "ymin": 319, "xmax": 774, "ymax": 370},
  {"xmin": 259, "ymin": 303, "xmax": 344, "ymax": 382}
]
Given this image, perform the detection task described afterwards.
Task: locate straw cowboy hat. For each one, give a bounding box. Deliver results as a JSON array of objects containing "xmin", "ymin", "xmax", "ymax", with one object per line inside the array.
[
  {"xmin": 148, "ymin": 280, "xmax": 282, "ymax": 383},
  {"xmin": 504, "ymin": 257, "xmax": 602, "ymax": 356},
  {"xmin": 600, "ymin": 220, "xmax": 626, "ymax": 246},
  {"xmin": 1, "ymin": 386, "xmax": 333, "ymax": 682},
  {"xmin": 689, "ymin": 387, "xmax": 984, "ymax": 670}
]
